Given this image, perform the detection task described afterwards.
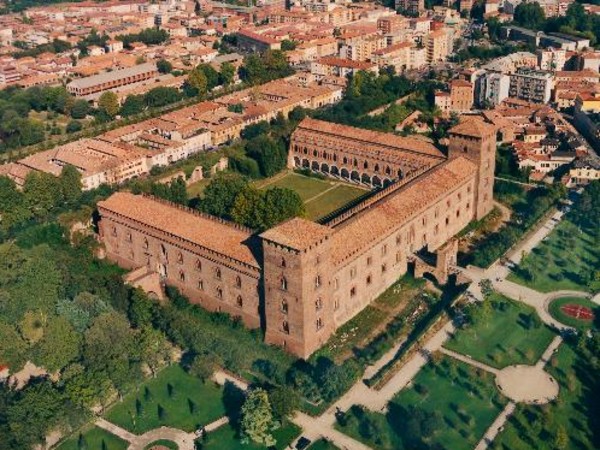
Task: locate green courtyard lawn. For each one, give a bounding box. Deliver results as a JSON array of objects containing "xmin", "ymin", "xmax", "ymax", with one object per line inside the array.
[
  {"xmin": 200, "ymin": 422, "xmax": 301, "ymax": 450},
  {"xmin": 547, "ymin": 297, "xmax": 599, "ymax": 331},
  {"xmin": 444, "ymin": 294, "xmax": 556, "ymax": 369},
  {"xmin": 105, "ymin": 364, "xmax": 226, "ymax": 434},
  {"xmin": 336, "ymin": 356, "xmax": 508, "ymax": 450},
  {"xmin": 491, "ymin": 342, "xmax": 598, "ymax": 450},
  {"xmin": 56, "ymin": 426, "xmax": 128, "ymax": 450},
  {"xmin": 256, "ymin": 171, "xmax": 367, "ymax": 220},
  {"xmin": 186, "ymin": 178, "xmax": 211, "ymax": 198},
  {"xmin": 507, "ymin": 219, "xmax": 599, "ymax": 292}
]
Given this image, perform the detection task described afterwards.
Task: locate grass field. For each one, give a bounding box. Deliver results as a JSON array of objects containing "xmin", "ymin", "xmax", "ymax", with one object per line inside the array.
[
  {"xmin": 187, "ymin": 178, "xmax": 211, "ymax": 198},
  {"xmin": 257, "ymin": 172, "xmax": 367, "ymax": 220},
  {"xmin": 337, "ymin": 356, "xmax": 507, "ymax": 450},
  {"xmin": 201, "ymin": 422, "xmax": 301, "ymax": 450},
  {"xmin": 491, "ymin": 342, "xmax": 598, "ymax": 450},
  {"xmin": 105, "ymin": 365, "xmax": 226, "ymax": 434},
  {"xmin": 56, "ymin": 426, "xmax": 128, "ymax": 450},
  {"xmin": 444, "ymin": 295, "xmax": 555, "ymax": 369},
  {"xmin": 547, "ymin": 297, "xmax": 599, "ymax": 331},
  {"xmin": 507, "ymin": 219, "xmax": 599, "ymax": 292}
]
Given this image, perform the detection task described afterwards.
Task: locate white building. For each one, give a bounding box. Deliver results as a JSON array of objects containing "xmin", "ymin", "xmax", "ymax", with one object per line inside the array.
[{"xmin": 475, "ymin": 71, "xmax": 510, "ymax": 107}]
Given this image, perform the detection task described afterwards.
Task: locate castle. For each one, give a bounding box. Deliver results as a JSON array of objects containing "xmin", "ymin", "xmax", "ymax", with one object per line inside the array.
[{"xmin": 97, "ymin": 117, "xmax": 496, "ymax": 359}]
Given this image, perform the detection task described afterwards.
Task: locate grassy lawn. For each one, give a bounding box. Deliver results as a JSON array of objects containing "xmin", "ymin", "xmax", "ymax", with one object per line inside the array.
[
  {"xmin": 144, "ymin": 440, "xmax": 178, "ymax": 450},
  {"xmin": 307, "ymin": 438, "xmax": 339, "ymax": 450},
  {"xmin": 256, "ymin": 172, "xmax": 367, "ymax": 220},
  {"xmin": 373, "ymin": 275, "xmax": 426, "ymax": 310},
  {"xmin": 547, "ymin": 297, "xmax": 599, "ymax": 331},
  {"xmin": 491, "ymin": 342, "xmax": 598, "ymax": 450},
  {"xmin": 444, "ymin": 295, "xmax": 556, "ymax": 369},
  {"xmin": 200, "ymin": 422, "xmax": 301, "ymax": 450},
  {"xmin": 507, "ymin": 219, "xmax": 599, "ymax": 292},
  {"xmin": 337, "ymin": 356, "xmax": 507, "ymax": 450},
  {"xmin": 187, "ymin": 178, "xmax": 211, "ymax": 198},
  {"xmin": 105, "ymin": 364, "xmax": 226, "ymax": 434},
  {"xmin": 56, "ymin": 426, "xmax": 128, "ymax": 450}
]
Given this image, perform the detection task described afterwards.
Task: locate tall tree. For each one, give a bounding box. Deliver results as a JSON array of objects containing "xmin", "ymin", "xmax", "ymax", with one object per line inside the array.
[
  {"xmin": 240, "ymin": 388, "xmax": 276, "ymax": 447},
  {"xmin": 97, "ymin": 91, "xmax": 119, "ymax": 118}
]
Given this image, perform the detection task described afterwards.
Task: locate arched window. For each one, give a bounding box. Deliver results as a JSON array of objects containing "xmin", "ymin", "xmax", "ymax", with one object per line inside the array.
[
  {"xmin": 282, "ymin": 321, "xmax": 290, "ymax": 334},
  {"xmin": 313, "ymin": 149, "xmax": 318, "ymax": 157},
  {"xmin": 281, "ymin": 257, "xmax": 286, "ymax": 268},
  {"xmin": 281, "ymin": 299, "xmax": 288, "ymax": 313},
  {"xmin": 235, "ymin": 275, "xmax": 242, "ymax": 288},
  {"xmin": 177, "ymin": 252, "xmax": 184, "ymax": 264},
  {"xmin": 236, "ymin": 295, "xmax": 243, "ymax": 308},
  {"xmin": 195, "ymin": 259, "xmax": 202, "ymax": 271},
  {"xmin": 198, "ymin": 280, "xmax": 204, "ymax": 290},
  {"xmin": 143, "ymin": 238, "xmax": 149, "ymax": 249},
  {"xmin": 281, "ymin": 277, "xmax": 288, "ymax": 291},
  {"xmin": 216, "ymin": 287, "xmax": 223, "ymax": 299},
  {"xmin": 179, "ymin": 271, "xmax": 185, "ymax": 282},
  {"xmin": 363, "ymin": 161, "xmax": 368, "ymax": 169},
  {"xmin": 343, "ymin": 156, "xmax": 348, "ymax": 164},
  {"xmin": 126, "ymin": 232, "xmax": 132, "ymax": 242},
  {"xmin": 111, "ymin": 226, "xmax": 117, "ymax": 237},
  {"xmin": 160, "ymin": 244, "xmax": 168, "ymax": 261},
  {"xmin": 215, "ymin": 267, "xmax": 222, "ymax": 280}
]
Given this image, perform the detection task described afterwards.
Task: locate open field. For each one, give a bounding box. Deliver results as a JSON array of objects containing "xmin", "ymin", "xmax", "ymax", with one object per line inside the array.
[
  {"xmin": 256, "ymin": 171, "xmax": 367, "ymax": 220},
  {"xmin": 56, "ymin": 426, "xmax": 128, "ymax": 450},
  {"xmin": 105, "ymin": 364, "xmax": 225, "ymax": 434},
  {"xmin": 444, "ymin": 295, "xmax": 556, "ymax": 369},
  {"xmin": 201, "ymin": 422, "xmax": 301, "ymax": 450},
  {"xmin": 491, "ymin": 343, "xmax": 599, "ymax": 450},
  {"xmin": 337, "ymin": 356, "xmax": 507, "ymax": 450},
  {"xmin": 507, "ymin": 219, "xmax": 599, "ymax": 292},
  {"xmin": 548, "ymin": 297, "xmax": 599, "ymax": 331}
]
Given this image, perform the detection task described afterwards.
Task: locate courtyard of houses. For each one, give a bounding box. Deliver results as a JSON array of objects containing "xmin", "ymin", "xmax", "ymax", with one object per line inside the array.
[{"xmin": 51, "ymin": 195, "xmax": 599, "ymax": 450}]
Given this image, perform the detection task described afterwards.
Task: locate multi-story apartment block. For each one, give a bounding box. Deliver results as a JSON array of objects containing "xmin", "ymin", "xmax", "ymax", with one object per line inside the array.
[
  {"xmin": 475, "ymin": 71, "xmax": 510, "ymax": 107},
  {"xmin": 395, "ymin": 0, "xmax": 425, "ymax": 15},
  {"xmin": 509, "ymin": 68, "xmax": 554, "ymax": 103},
  {"xmin": 537, "ymin": 47, "xmax": 566, "ymax": 71},
  {"xmin": 426, "ymin": 30, "xmax": 449, "ymax": 63}
]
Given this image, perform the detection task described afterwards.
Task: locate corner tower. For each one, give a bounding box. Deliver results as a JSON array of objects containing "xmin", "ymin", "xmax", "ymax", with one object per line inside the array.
[
  {"xmin": 260, "ymin": 218, "xmax": 335, "ymax": 359},
  {"xmin": 448, "ymin": 118, "xmax": 497, "ymax": 220}
]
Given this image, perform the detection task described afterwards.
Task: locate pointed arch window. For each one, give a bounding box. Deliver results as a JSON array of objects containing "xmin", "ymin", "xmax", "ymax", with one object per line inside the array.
[
  {"xmin": 235, "ymin": 275, "xmax": 242, "ymax": 288},
  {"xmin": 236, "ymin": 295, "xmax": 243, "ymax": 308},
  {"xmin": 281, "ymin": 277, "xmax": 288, "ymax": 291}
]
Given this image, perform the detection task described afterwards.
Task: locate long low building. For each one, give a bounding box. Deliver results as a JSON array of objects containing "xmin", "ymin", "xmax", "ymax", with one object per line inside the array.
[
  {"xmin": 66, "ymin": 62, "xmax": 159, "ymax": 96},
  {"xmin": 97, "ymin": 116, "xmax": 497, "ymax": 359}
]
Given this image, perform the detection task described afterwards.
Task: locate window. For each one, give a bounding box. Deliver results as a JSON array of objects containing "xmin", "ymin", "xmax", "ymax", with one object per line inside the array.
[
  {"xmin": 367, "ymin": 256, "xmax": 372, "ymax": 266},
  {"xmin": 396, "ymin": 234, "xmax": 401, "ymax": 245},
  {"xmin": 195, "ymin": 259, "xmax": 202, "ymax": 271},
  {"xmin": 334, "ymin": 278, "xmax": 339, "ymax": 290},
  {"xmin": 111, "ymin": 226, "xmax": 117, "ymax": 237},
  {"xmin": 179, "ymin": 271, "xmax": 185, "ymax": 282},
  {"xmin": 281, "ymin": 299, "xmax": 288, "ymax": 313},
  {"xmin": 315, "ymin": 275, "xmax": 321, "ymax": 288},
  {"xmin": 396, "ymin": 251, "xmax": 402, "ymax": 263},
  {"xmin": 126, "ymin": 232, "xmax": 132, "ymax": 242},
  {"xmin": 445, "ymin": 217, "xmax": 450, "ymax": 225},
  {"xmin": 315, "ymin": 298, "xmax": 323, "ymax": 311},
  {"xmin": 280, "ymin": 257, "xmax": 286, "ymax": 268},
  {"xmin": 466, "ymin": 202, "xmax": 471, "ymax": 210},
  {"xmin": 143, "ymin": 238, "xmax": 149, "ymax": 249},
  {"xmin": 215, "ymin": 267, "xmax": 222, "ymax": 280},
  {"xmin": 456, "ymin": 209, "xmax": 460, "ymax": 218},
  {"xmin": 366, "ymin": 274, "xmax": 372, "ymax": 285},
  {"xmin": 350, "ymin": 287, "xmax": 356, "ymax": 297},
  {"xmin": 316, "ymin": 318, "xmax": 323, "ymax": 330},
  {"xmin": 281, "ymin": 277, "xmax": 288, "ymax": 291},
  {"xmin": 282, "ymin": 321, "xmax": 290, "ymax": 334},
  {"xmin": 381, "ymin": 264, "xmax": 387, "ymax": 273},
  {"xmin": 216, "ymin": 287, "xmax": 223, "ymax": 299},
  {"xmin": 235, "ymin": 276, "xmax": 242, "ymax": 288},
  {"xmin": 198, "ymin": 280, "xmax": 204, "ymax": 290},
  {"xmin": 236, "ymin": 295, "xmax": 243, "ymax": 308},
  {"xmin": 381, "ymin": 244, "xmax": 387, "ymax": 256},
  {"xmin": 177, "ymin": 252, "xmax": 184, "ymax": 264},
  {"xmin": 334, "ymin": 298, "xmax": 339, "ymax": 310},
  {"xmin": 350, "ymin": 267, "xmax": 357, "ymax": 279},
  {"xmin": 434, "ymin": 224, "xmax": 439, "ymax": 235},
  {"xmin": 160, "ymin": 244, "xmax": 168, "ymax": 261}
]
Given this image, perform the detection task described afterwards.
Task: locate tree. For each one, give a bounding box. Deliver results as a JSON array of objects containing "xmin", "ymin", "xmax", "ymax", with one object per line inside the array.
[
  {"xmin": 0, "ymin": 321, "xmax": 28, "ymax": 370},
  {"xmin": 33, "ymin": 316, "xmax": 80, "ymax": 372},
  {"xmin": 66, "ymin": 120, "xmax": 82, "ymax": 133},
  {"xmin": 231, "ymin": 185, "xmax": 266, "ymax": 230},
  {"xmin": 70, "ymin": 99, "xmax": 91, "ymax": 119},
  {"xmin": 23, "ymin": 171, "xmax": 62, "ymax": 219},
  {"xmin": 120, "ymin": 95, "xmax": 145, "ymax": 117},
  {"xmin": 200, "ymin": 173, "xmax": 249, "ymax": 219},
  {"xmin": 97, "ymin": 91, "xmax": 119, "ymax": 118},
  {"xmin": 186, "ymin": 67, "xmax": 208, "ymax": 97},
  {"xmin": 280, "ymin": 39, "xmax": 297, "ymax": 51},
  {"xmin": 138, "ymin": 326, "xmax": 171, "ymax": 377},
  {"xmin": 554, "ymin": 425, "xmax": 568, "ymax": 449},
  {"xmin": 144, "ymin": 87, "xmax": 182, "ymax": 108},
  {"xmin": 188, "ymin": 353, "xmax": 220, "ymax": 382},
  {"xmin": 156, "ymin": 58, "xmax": 173, "ymax": 74},
  {"xmin": 245, "ymin": 135, "xmax": 287, "ymax": 177},
  {"xmin": 269, "ymin": 386, "xmax": 299, "ymax": 422},
  {"xmin": 60, "ymin": 164, "xmax": 82, "ymax": 206},
  {"xmin": 219, "ymin": 62, "xmax": 235, "ymax": 86},
  {"xmin": 240, "ymin": 388, "xmax": 276, "ymax": 447},
  {"xmin": 514, "ymin": 2, "xmax": 546, "ymax": 30}
]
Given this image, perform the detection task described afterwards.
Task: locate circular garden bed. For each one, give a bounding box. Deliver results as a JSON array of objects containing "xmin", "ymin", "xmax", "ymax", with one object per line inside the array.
[{"xmin": 548, "ymin": 297, "xmax": 599, "ymax": 330}]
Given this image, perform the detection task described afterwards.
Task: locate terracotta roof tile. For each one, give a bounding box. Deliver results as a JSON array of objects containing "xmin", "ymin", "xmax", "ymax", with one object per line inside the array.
[{"xmin": 260, "ymin": 217, "xmax": 332, "ymax": 251}]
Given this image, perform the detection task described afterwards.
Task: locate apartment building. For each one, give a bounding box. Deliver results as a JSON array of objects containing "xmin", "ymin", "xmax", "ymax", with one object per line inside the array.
[
  {"xmin": 475, "ymin": 71, "xmax": 510, "ymax": 107},
  {"xmin": 509, "ymin": 68, "xmax": 554, "ymax": 103}
]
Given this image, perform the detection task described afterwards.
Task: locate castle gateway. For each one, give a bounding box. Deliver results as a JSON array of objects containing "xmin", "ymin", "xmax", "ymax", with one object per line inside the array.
[{"xmin": 98, "ymin": 117, "xmax": 496, "ymax": 359}]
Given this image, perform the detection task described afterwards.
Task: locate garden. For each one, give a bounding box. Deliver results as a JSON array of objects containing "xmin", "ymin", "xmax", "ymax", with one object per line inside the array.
[
  {"xmin": 336, "ymin": 356, "xmax": 508, "ymax": 450},
  {"xmin": 105, "ymin": 364, "xmax": 226, "ymax": 434},
  {"xmin": 444, "ymin": 294, "xmax": 556, "ymax": 369},
  {"xmin": 56, "ymin": 426, "xmax": 127, "ymax": 450},
  {"xmin": 547, "ymin": 297, "xmax": 599, "ymax": 331},
  {"xmin": 198, "ymin": 421, "xmax": 301, "ymax": 450}
]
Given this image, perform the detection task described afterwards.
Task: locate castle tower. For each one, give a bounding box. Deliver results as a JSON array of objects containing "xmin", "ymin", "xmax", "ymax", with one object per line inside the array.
[
  {"xmin": 260, "ymin": 218, "xmax": 335, "ymax": 359},
  {"xmin": 448, "ymin": 118, "xmax": 497, "ymax": 220}
]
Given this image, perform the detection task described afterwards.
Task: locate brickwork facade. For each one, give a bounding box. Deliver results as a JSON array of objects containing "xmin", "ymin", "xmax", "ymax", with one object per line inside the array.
[{"xmin": 98, "ymin": 117, "xmax": 496, "ymax": 359}]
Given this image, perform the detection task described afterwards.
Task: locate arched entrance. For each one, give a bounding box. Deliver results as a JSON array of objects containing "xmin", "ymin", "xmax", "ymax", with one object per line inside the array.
[{"xmin": 341, "ymin": 168, "xmax": 350, "ymax": 179}]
